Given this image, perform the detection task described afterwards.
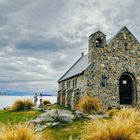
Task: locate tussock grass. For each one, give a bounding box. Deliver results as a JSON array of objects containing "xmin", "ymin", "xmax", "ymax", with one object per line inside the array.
[
  {"xmin": 107, "ymin": 109, "xmax": 119, "ymax": 117},
  {"xmin": 43, "ymin": 100, "xmax": 51, "ymax": 106},
  {"xmin": 12, "ymin": 99, "xmax": 34, "ymax": 111},
  {"xmin": 115, "ymin": 108, "xmax": 138, "ymax": 119},
  {"xmin": 0, "ymin": 124, "xmax": 44, "ymax": 140},
  {"xmin": 81, "ymin": 108, "xmax": 140, "ymax": 140},
  {"xmin": 76, "ymin": 96, "xmax": 102, "ymax": 114},
  {"xmin": 12, "ymin": 100, "xmax": 25, "ymax": 111},
  {"xmin": 24, "ymin": 99, "xmax": 34, "ymax": 109}
]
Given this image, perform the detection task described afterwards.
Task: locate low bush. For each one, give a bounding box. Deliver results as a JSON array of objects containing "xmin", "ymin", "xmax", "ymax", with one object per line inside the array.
[
  {"xmin": 81, "ymin": 108, "xmax": 140, "ymax": 140},
  {"xmin": 76, "ymin": 96, "xmax": 102, "ymax": 114},
  {"xmin": 24, "ymin": 99, "xmax": 34, "ymax": 109},
  {"xmin": 0, "ymin": 124, "xmax": 44, "ymax": 140},
  {"xmin": 12, "ymin": 99, "xmax": 34, "ymax": 111},
  {"xmin": 12, "ymin": 100, "xmax": 25, "ymax": 111},
  {"xmin": 43, "ymin": 100, "xmax": 51, "ymax": 106}
]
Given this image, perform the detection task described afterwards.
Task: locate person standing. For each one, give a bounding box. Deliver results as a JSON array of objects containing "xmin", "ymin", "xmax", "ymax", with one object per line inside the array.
[
  {"xmin": 34, "ymin": 93, "xmax": 38, "ymax": 106},
  {"xmin": 39, "ymin": 93, "xmax": 43, "ymax": 106}
]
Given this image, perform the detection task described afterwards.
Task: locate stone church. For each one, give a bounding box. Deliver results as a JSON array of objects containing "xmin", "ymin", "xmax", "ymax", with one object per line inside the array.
[{"xmin": 57, "ymin": 26, "xmax": 140, "ymax": 109}]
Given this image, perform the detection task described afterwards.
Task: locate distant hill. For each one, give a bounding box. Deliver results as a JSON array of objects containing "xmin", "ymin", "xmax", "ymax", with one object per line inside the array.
[
  {"xmin": 0, "ymin": 90, "xmax": 30, "ymax": 96},
  {"xmin": 41, "ymin": 90, "xmax": 57, "ymax": 96},
  {"xmin": 0, "ymin": 89, "xmax": 57, "ymax": 96}
]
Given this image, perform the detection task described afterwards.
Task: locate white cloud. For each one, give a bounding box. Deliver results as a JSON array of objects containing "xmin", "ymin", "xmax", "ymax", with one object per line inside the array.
[{"xmin": 0, "ymin": 0, "xmax": 139, "ymax": 92}]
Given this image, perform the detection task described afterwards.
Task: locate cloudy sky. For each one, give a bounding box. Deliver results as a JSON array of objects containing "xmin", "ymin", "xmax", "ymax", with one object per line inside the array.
[{"xmin": 0, "ymin": 0, "xmax": 139, "ymax": 93}]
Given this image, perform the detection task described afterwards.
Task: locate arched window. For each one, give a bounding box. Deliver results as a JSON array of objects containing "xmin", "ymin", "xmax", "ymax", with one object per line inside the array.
[
  {"xmin": 101, "ymin": 74, "xmax": 108, "ymax": 87},
  {"xmin": 124, "ymin": 43, "xmax": 128, "ymax": 51},
  {"xmin": 96, "ymin": 38, "xmax": 102, "ymax": 47},
  {"xmin": 72, "ymin": 79, "xmax": 77, "ymax": 89},
  {"xmin": 62, "ymin": 82, "xmax": 65, "ymax": 90}
]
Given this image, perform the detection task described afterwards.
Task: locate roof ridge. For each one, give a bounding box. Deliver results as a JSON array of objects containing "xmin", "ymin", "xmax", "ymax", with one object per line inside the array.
[
  {"xmin": 107, "ymin": 26, "xmax": 140, "ymax": 44},
  {"xmin": 89, "ymin": 30, "xmax": 106, "ymax": 38},
  {"xmin": 58, "ymin": 55, "xmax": 85, "ymax": 82}
]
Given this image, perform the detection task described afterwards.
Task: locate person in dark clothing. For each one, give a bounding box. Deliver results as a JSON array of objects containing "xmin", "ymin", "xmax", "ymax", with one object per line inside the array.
[
  {"xmin": 34, "ymin": 93, "xmax": 38, "ymax": 106},
  {"xmin": 39, "ymin": 93, "xmax": 43, "ymax": 106}
]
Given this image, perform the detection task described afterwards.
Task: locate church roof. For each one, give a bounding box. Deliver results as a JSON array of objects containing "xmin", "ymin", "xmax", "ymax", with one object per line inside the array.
[
  {"xmin": 58, "ymin": 26, "xmax": 139, "ymax": 83},
  {"xmin": 58, "ymin": 54, "xmax": 89, "ymax": 82}
]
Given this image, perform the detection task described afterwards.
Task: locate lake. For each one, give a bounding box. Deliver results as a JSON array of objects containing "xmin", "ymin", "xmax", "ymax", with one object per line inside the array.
[{"xmin": 0, "ymin": 95, "xmax": 57, "ymax": 109}]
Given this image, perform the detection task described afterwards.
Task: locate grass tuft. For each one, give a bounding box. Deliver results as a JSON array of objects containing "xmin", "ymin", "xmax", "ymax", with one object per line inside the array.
[
  {"xmin": 76, "ymin": 96, "xmax": 102, "ymax": 114},
  {"xmin": 12, "ymin": 99, "xmax": 34, "ymax": 111},
  {"xmin": 107, "ymin": 109, "xmax": 118, "ymax": 117},
  {"xmin": 0, "ymin": 123, "xmax": 44, "ymax": 140},
  {"xmin": 12, "ymin": 100, "xmax": 25, "ymax": 111},
  {"xmin": 24, "ymin": 99, "xmax": 34, "ymax": 109},
  {"xmin": 81, "ymin": 108, "xmax": 140, "ymax": 140},
  {"xmin": 43, "ymin": 100, "xmax": 51, "ymax": 106}
]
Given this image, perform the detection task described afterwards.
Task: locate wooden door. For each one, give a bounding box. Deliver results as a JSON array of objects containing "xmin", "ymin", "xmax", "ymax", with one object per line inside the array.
[{"xmin": 119, "ymin": 74, "xmax": 133, "ymax": 104}]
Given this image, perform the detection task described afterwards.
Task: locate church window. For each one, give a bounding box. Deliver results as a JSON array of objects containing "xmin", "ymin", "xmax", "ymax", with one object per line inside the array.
[
  {"xmin": 96, "ymin": 38, "xmax": 102, "ymax": 47},
  {"xmin": 62, "ymin": 82, "xmax": 65, "ymax": 90},
  {"xmin": 124, "ymin": 43, "xmax": 128, "ymax": 51},
  {"xmin": 69, "ymin": 81, "xmax": 70, "ymax": 89},
  {"xmin": 67, "ymin": 81, "xmax": 68, "ymax": 89},
  {"xmin": 75, "ymin": 79, "xmax": 77, "ymax": 88},
  {"xmin": 73, "ymin": 79, "xmax": 77, "ymax": 89},
  {"xmin": 101, "ymin": 75, "xmax": 108, "ymax": 87},
  {"xmin": 67, "ymin": 81, "xmax": 70, "ymax": 89},
  {"xmin": 72, "ymin": 79, "xmax": 74, "ymax": 89}
]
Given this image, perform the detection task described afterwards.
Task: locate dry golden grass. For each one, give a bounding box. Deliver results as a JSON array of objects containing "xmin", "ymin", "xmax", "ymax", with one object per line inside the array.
[
  {"xmin": 24, "ymin": 99, "xmax": 34, "ymax": 109},
  {"xmin": 115, "ymin": 108, "xmax": 138, "ymax": 119},
  {"xmin": 0, "ymin": 124, "xmax": 44, "ymax": 140},
  {"xmin": 12, "ymin": 100, "xmax": 25, "ymax": 111},
  {"xmin": 107, "ymin": 109, "xmax": 119, "ymax": 117},
  {"xmin": 76, "ymin": 96, "xmax": 102, "ymax": 114},
  {"xmin": 43, "ymin": 100, "xmax": 51, "ymax": 106},
  {"xmin": 12, "ymin": 99, "xmax": 34, "ymax": 111},
  {"xmin": 81, "ymin": 108, "xmax": 140, "ymax": 140}
]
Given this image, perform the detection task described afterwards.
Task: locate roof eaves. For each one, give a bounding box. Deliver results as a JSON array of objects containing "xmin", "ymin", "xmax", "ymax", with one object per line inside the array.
[
  {"xmin": 58, "ymin": 71, "xmax": 84, "ymax": 83},
  {"xmin": 58, "ymin": 55, "xmax": 84, "ymax": 82}
]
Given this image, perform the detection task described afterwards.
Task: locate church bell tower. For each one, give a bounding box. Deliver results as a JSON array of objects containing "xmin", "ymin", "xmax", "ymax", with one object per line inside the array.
[{"xmin": 88, "ymin": 31, "xmax": 106, "ymax": 63}]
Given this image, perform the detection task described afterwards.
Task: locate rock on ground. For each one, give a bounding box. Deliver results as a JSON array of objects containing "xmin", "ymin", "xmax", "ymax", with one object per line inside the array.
[
  {"xmin": 30, "ymin": 109, "xmax": 107, "ymax": 131},
  {"xmin": 58, "ymin": 110, "xmax": 74, "ymax": 123}
]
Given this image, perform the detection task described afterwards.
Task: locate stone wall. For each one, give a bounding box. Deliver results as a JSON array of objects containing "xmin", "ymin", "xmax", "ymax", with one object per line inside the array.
[
  {"xmin": 86, "ymin": 27, "xmax": 140, "ymax": 108},
  {"xmin": 57, "ymin": 74, "xmax": 87, "ymax": 109},
  {"xmin": 58, "ymin": 27, "xmax": 140, "ymax": 109}
]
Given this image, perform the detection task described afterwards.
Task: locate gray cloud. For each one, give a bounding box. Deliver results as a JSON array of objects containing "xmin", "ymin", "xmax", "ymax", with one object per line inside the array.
[
  {"xmin": 16, "ymin": 34, "xmax": 82, "ymax": 52},
  {"xmin": 0, "ymin": 0, "xmax": 139, "ymax": 92}
]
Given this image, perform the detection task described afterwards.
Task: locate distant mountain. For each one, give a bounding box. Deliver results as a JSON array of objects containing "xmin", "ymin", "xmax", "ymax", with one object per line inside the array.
[
  {"xmin": 0, "ymin": 89, "xmax": 57, "ymax": 96},
  {"xmin": 41, "ymin": 90, "xmax": 57, "ymax": 96},
  {"xmin": 0, "ymin": 90, "xmax": 32, "ymax": 96}
]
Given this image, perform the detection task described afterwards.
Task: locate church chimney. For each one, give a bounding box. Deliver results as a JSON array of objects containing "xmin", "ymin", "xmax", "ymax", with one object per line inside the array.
[{"xmin": 81, "ymin": 52, "xmax": 84, "ymax": 57}]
